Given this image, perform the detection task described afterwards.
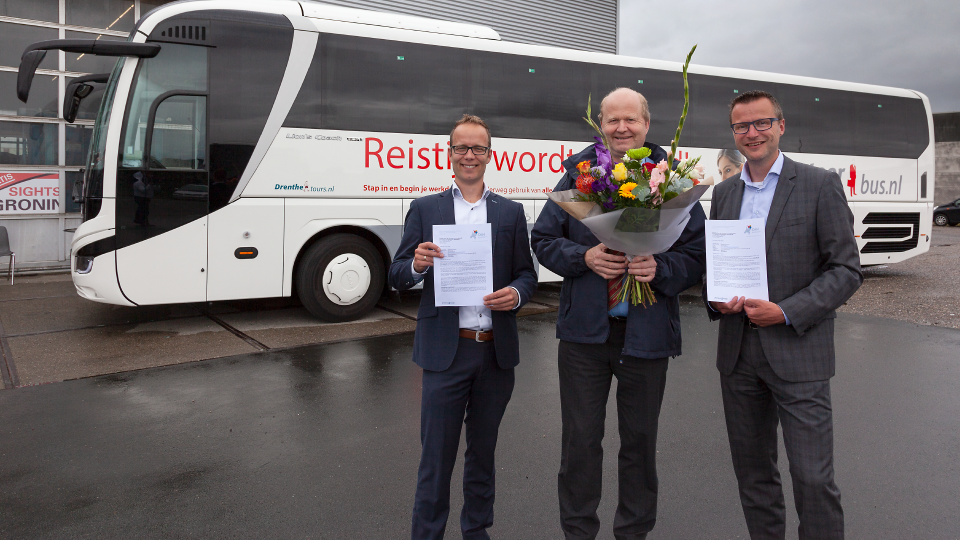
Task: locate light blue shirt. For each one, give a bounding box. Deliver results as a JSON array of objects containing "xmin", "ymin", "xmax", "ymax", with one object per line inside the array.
[
  {"xmin": 738, "ymin": 151, "xmax": 790, "ymax": 325},
  {"xmin": 739, "ymin": 150, "xmax": 784, "ymax": 222}
]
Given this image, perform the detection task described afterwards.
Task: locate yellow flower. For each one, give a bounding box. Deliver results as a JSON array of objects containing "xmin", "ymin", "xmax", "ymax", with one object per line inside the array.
[
  {"xmin": 612, "ymin": 162, "xmax": 628, "ymax": 182},
  {"xmin": 619, "ymin": 182, "xmax": 638, "ymax": 199}
]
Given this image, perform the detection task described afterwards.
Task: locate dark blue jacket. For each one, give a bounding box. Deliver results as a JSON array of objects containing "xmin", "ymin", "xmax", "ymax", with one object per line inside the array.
[
  {"xmin": 389, "ymin": 189, "xmax": 538, "ymax": 371},
  {"xmin": 530, "ymin": 143, "xmax": 706, "ymax": 359}
]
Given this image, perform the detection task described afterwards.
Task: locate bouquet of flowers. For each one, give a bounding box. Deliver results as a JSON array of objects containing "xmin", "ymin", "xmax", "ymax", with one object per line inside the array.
[{"xmin": 546, "ymin": 45, "xmax": 709, "ymax": 307}]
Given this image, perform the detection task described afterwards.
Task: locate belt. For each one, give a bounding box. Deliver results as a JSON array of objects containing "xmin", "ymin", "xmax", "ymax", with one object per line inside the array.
[
  {"xmin": 609, "ymin": 315, "xmax": 628, "ymax": 324},
  {"xmin": 459, "ymin": 328, "xmax": 494, "ymax": 342},
  {"xmin": 744, "ymin": 317, "xmax": 759, "ymax": 330}
]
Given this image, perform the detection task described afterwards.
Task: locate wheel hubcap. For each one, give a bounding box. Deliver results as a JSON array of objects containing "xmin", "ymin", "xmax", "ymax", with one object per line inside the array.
[
  {"xmin": 322, "ymin": 253, "xmax": 371, "ymax": 306},
  {"xmin": 935, "ymin": 215, "xmax": 946, "ymax": 226}
]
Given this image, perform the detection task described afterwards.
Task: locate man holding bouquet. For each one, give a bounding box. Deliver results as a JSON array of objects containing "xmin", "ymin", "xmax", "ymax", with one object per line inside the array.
[{"xmin": 531, "ymin": 88, "xmax": 706, "ymax": 540}]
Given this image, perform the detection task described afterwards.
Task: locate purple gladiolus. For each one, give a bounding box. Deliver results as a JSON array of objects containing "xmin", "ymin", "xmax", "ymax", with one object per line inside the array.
[{"xmin": 594, "ymin": 137, "xmax": 612, "ymax": 174}]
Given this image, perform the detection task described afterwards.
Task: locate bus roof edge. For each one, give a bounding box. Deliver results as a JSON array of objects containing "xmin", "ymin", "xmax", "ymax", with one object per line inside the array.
[{"xmin": 298, "ymin": 1, "xmax": 501, "ymax": 41}]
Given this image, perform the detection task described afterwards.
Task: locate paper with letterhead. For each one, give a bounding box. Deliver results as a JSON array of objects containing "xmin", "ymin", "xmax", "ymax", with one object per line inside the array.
[
  {"xmin": 705, "ymin": 218, "xmax": 770, "ymax": 302},
  {"xmin": 433, "ymin": 223, "xmax": 493, "ymax": 307}
]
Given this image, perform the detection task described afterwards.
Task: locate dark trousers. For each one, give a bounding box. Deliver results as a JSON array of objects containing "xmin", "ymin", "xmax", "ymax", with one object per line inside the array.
[
  {"xmin": 557, "ymin": 319, "xmax": 669, "ymax": 540},
  {"xmin": 721, "ymin": 328, "xmax": 844, "ymax": 540},
  {"xmin": 412, "ymin": 338, "xmax": 515, "ymax": 540}
]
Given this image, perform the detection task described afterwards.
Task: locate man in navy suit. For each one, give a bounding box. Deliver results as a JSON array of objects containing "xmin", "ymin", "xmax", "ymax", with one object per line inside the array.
[{"xmin": 389, "ymin": 114, "xmax": 538, "ymax": 540}]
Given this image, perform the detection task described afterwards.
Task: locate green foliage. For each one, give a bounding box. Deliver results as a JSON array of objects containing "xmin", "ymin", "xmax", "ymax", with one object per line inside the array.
[
  {"xmin": 625, "ymin": 148, "xmax": 652, "ymax": 161},
  {"xmin": 632, "ymin": 185, "xmax": 651, "ymax": 200},
  {"xmin": 615, "ymin": 207, "xmax": 661, "ymax": 233}
]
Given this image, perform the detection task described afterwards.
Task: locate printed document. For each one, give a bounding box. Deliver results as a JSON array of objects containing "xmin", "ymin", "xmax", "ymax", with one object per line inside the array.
[
  {"xmin": 705, "ymin": 218, "xmax": 769, "ymax": 302},
  {"xmin": 433, "ymin": 223, "xmax": 493, "ymax": 307}
]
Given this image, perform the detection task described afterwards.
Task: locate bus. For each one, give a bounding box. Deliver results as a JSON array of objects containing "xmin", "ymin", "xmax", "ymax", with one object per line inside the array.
[{"xmin": 16, "ymin": 0, "xmax": 935, "ymax": 322}]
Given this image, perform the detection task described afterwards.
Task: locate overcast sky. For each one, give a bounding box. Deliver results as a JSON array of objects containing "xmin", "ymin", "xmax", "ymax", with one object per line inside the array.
[{"xmin": 618, "ymin": 0, "xmax": 960, "ymax": 113}]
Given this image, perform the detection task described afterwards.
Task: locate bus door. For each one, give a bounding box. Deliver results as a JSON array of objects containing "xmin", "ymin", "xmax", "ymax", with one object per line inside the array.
[{"xmin": 114, "ymin": 44, "xmax": 210, "ymax": 305}]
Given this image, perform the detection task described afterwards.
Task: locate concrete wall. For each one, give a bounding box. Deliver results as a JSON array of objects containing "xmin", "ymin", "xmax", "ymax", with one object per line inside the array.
[{"xmin": 936, "ymin": 141, "xmax": 960, "ymax": 206}]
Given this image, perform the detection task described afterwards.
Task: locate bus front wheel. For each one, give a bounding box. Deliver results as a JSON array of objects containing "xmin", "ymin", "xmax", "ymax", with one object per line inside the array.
[{"xmin": 296, "ymin": 234, "xmax": 385, "ymax": 322}]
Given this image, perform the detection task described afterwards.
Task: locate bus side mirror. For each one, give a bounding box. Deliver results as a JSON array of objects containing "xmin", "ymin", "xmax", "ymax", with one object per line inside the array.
[
  {"xmin": 65, "ymin": 84, "xmax": 92, "ymax": 123},
  {"xmin": 63, "ymin": 73, "xmax": 109, "ymax": 123},
  {"xmin": 18, "ymin": 40, "xmax": 160, "ymax": 102},
  {"xmin": 17, "ymin": 50, "xmax": 47, "ymax": 102}
]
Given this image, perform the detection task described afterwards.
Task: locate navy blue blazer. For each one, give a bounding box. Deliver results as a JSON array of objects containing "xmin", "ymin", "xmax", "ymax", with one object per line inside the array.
[
  {"xmin": 531, "ymin": 143, "xmax": 706, "ymax": 359},
  {"xmin": 388, "ymin": 189, "xmax": 538, "ymax": 372}
]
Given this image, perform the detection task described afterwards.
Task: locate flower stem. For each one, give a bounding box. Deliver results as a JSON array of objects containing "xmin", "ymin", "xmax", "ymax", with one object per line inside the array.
[{"xmin": 669, "ymin": 45, "xmax": 697, "ymax": 165}]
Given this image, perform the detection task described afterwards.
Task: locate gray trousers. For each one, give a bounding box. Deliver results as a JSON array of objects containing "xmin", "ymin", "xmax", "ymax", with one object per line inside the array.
[
  {"xmin": 557, "ymin": 319, "xmax": 669, "ymax": 540},
  {"xmin": 721, "ymin": 328, "xmax": 844, "ymax": 540}
]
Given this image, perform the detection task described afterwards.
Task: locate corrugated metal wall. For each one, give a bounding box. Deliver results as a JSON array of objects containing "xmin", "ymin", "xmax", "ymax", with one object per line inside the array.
[{"xmin": 304, "ymin": 0, "xmax": 618, "ymax": 54}]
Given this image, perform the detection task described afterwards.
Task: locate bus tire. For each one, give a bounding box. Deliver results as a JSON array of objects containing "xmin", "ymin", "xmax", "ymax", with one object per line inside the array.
[{"xmin": 296, "ymin": 234, "xmax": 385, "ymax": 322}]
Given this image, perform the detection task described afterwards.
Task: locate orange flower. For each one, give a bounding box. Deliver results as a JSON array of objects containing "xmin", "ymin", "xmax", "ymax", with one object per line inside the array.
[
  {"xmin": 576, "ymin": 174, "xmax": 594, "ymax": 194},
  {"xmin": 576, "ymin": 161, "xmax": 592, "ymax": 174}
]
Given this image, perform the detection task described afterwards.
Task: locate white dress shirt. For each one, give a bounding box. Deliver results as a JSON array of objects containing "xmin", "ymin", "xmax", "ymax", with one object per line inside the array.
[{"xmin": 412, "ymin": 183, "xmax": 519, "ymax": 331}]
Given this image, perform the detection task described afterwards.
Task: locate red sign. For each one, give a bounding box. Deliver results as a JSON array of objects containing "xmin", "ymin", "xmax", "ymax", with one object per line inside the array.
[{"xmin": 0, "ymin": 172, "xmax": 60, "ymax": 214}]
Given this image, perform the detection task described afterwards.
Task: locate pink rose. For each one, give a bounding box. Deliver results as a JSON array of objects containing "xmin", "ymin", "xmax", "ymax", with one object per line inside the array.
[
  {"xmin": 656, "ymin": 160, "xmax": 669, "ymax": 173},
  {"xmin": 649, "ymin": 168, "xmax": 665, "ymax": 191}
]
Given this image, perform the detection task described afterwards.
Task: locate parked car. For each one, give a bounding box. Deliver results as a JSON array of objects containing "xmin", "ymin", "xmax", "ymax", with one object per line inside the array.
[{"xmin": 933, "ymin": 198, "xmax": 960, "ymax": 226}]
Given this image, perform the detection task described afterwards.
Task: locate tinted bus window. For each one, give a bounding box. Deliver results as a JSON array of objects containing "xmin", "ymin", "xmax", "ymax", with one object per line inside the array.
[
  {"xmin": 286, "ymin": 34, "xmax": 928, "ymax": 159},
  {"xmin": 286, "ymin": 34, "xmax": 684, "ymax": 145}
]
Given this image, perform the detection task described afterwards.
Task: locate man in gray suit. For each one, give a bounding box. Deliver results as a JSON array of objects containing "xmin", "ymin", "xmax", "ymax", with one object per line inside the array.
[{"xmin": 706, "ymin": 90, "xmax": 862, "ymax": 540}]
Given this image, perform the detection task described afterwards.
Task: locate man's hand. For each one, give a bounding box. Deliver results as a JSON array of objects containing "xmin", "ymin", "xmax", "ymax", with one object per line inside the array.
[
  {"xmin": 484, "ymin": 287, "xmax": 519, "ymax": 311},
  {"xmin": 413, "ymin": 242, "xmax": 443, "ymax": 273},
  {"xmin": 627, "ymin": 255, "xmax": 656, "ymax": 283},
  {"xmin": 710, "ymin": 296, "xmax": 745, "ymax": 315},
  {"xmin": 744, "ymin": 299, "xmax": 786, "ymax": 327},
  {"xmin": 585, "ymin": 243, "xmax": 627, "ymax": 280}
]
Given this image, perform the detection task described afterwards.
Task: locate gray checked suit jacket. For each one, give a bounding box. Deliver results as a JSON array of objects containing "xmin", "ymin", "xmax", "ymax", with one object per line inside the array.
[{"xmin": 706, "ymin": 156, "xmax": 863, "ymax": 382}]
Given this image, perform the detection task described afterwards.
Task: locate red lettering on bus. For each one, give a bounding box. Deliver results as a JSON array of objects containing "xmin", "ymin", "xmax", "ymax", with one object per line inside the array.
[
  {"xmin": 365, "ymin": 138, "xmax": 384, "ymax": 168},
  {"xmin": 492, "ymin": 150, "xmax": 517, "ymax": 171},
  {"xmin": 432, "ymin": 143, "xmax": 444, "ymax": 170},
  {"xmin": 519, "ymin": 152, "xmax": 535, "ymax": 172},
  {"xmin": 387, "ymin": 147, "xmax": 404, "ymax": 169},
  {"xmin": 538, "ymin": 153, "xmax": 548, "ymax": 172},
  {"xmin": 418, "ymin": 148, "xmax": 431, "ymax": 169},
  {"xmin": 549, "ymin": 146, "xmax": 564, "ymax": 173}
]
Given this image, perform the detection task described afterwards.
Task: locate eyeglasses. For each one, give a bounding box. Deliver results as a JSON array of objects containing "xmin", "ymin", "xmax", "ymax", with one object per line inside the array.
[
  {"xmin": 451, "ymin": 145, "xmax": 489, "ymax": 155},
  {"xmin": 731, "ymin": 118, "xmax": 780, "ymax": 134}
]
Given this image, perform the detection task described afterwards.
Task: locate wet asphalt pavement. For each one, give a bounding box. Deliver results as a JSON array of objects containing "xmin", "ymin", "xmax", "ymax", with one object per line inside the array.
[{"xmin": 1, "ymin": 303, "xmax": 959, "ymax": 539}]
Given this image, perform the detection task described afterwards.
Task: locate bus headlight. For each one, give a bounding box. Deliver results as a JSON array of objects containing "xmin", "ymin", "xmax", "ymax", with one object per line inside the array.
[{"xmin": 76, "ymin": 255, "xmax": 95, "ymax": 274}]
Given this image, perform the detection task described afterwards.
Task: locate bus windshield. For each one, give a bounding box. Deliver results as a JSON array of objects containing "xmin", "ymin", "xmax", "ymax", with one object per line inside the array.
[
  {"xmin": 81, "ymin": 57, "xmax": 124, "ymax": 218},
  {"xmin": 120, "ymin": 43, "xmax": 207, "ymax": 169}
]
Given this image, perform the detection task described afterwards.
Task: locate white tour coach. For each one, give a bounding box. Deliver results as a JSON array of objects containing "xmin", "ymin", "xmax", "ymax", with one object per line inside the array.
[{"xmin": 16, "ymin": 0, "xmax": 936, "ymax": 321}]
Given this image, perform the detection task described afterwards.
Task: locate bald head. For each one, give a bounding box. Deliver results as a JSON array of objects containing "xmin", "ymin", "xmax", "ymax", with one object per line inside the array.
[
  {"xmin": 598, "ymin": 87, "xmax": 651, "ymax": 163},
  {"xmin": 599, "ymin": 88, "xmax": 650, "ymax": 124}
]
